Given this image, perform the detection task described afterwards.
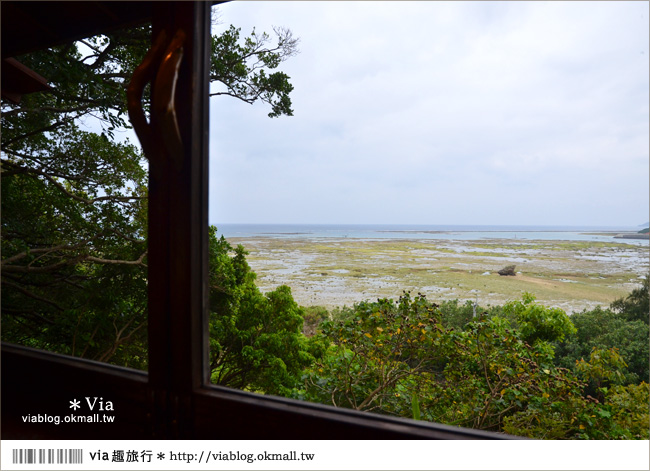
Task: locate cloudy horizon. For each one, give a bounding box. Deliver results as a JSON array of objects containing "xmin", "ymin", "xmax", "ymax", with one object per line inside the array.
[{"xmin": 208, "ymin": 1, "xmax": 649, "ymax": 227}]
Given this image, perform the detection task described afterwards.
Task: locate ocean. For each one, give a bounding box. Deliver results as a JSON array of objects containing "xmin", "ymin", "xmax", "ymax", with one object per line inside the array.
[{"xmin": 214, "ymin": 223, "xmax": 649, "ymax": 245}]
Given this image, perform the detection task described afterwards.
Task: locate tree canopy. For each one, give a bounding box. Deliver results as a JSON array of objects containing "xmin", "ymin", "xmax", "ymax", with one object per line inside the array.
[
  {"xmin": 1, "ymin": 19, "xmax": 299, "ymax": 371},
  {"xmin": 299, "ymin": 291, "xmax": 649, "ymax": 439},
  {"xmin": 207, "ymin": 226, "xmax": 324, "ymax": 395}
]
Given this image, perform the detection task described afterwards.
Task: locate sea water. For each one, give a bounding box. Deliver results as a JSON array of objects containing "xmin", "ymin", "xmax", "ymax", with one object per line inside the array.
[{"xmin": 214, "ymin": 223, "xmax": 649, "ymax": 245}]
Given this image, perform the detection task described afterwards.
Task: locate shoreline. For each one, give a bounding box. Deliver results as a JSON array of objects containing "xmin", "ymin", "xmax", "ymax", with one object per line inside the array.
[
  {"xmin": 377, "ymin": 230, "xmax": 631, "ymax": 234},
  {"xmin": 614, "ymin": 233, "xmax": 650, "ymax": 240},
  {"xmin": 231, "ymin": 236, "xmax": 649, "ymax": 314}
]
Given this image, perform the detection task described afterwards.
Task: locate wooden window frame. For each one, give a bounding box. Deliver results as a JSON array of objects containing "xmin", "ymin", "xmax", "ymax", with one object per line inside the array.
[{"xmin": 1, "ymin": 1, "xmax": 508, "ymax": 440}]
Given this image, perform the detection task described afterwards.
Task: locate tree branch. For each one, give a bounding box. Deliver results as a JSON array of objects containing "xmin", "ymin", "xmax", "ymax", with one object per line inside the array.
[
  {"xmin": 86, "ymin": 250, "xmax": 148, "ymax": 267},
  {"xmin": 5, "ymin": 161, "xmax": 145, "ymax": 204},
  {"xmin": 3, "ymin": 250, "xmax": 148, "ymax": 273},
  {"xmin": 2, "ymin": 119, "xmax": 71, "ymax": 148},
  {"xmin": 209, "ymin": 90, "xmax": 255, "ymax": 104},
  {"xmin": 1, "ymin": 104, "xmax": 92, "ymax": 118},
  {"xmin": 88, "ymin": 39, "xmax": 118, "ymax": 70},
  {"xmin": 0, "ymin": 279, "xmax": 63, "ymax": 314},
  {"xmin": 95, "ymin": 308, "xmax": 146, "ymax": 363},
  {"xmin": 2, "ymin": 256, "xmax": 86, "ymax": 274}
]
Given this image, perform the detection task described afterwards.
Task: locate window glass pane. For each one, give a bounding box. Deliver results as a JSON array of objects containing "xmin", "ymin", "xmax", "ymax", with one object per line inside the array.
[
  {"xmin": 207, "ymin": 1, "xmax": 650, "ymax": 439},
  {"xmin": 1, "ymin": 27, "xmax": 150, "ymax": 370}
]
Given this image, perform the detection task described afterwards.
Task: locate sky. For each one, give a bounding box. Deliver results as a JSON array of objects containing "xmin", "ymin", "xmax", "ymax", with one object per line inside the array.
[{"xmin": 208, "ymin": 1, "xmax": 649, "ymax": 227}]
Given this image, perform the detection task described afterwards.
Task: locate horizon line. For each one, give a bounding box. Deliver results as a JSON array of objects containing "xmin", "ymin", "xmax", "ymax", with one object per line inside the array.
[{"xmin": 210, "ymin": 222, "xmax": 647, "ymax": 228}]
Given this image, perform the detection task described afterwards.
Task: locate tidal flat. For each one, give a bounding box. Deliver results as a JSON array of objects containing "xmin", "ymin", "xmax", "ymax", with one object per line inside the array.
[{"xmin": 230, "ymin": 237, "xmax": 649, "ymax": 314}]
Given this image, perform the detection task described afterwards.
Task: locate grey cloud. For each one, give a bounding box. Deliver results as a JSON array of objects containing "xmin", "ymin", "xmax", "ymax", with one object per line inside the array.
[{"xmin": 209, "ymin": 1, "xmax": 649, "ymax": 225}]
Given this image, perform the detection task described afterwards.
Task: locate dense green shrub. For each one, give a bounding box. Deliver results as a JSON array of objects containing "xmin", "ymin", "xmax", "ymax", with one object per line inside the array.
[
  {"xmin": 302, "ymin": 306, "xmax": 330, "ymax": 336},
  {"xmin": 554, "ymin": 277, "xmax": 650, "ymax": 385},
  {"xmin": 610, "ymin": 275, "xmax": 649, "ymax": 324},
  {"xmin": 296, "ymin": 289, "xmax": 649, "ymax": 439}
]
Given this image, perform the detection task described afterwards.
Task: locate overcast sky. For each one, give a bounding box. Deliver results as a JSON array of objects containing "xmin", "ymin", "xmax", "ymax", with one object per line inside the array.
[{"xmin": 208, "ymin": 1, "xmax": 649, "ymax": 227}]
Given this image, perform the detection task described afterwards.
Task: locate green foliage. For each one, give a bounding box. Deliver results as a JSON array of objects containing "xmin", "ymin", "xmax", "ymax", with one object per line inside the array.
[
  {"xmin": 301, "ymin": 293, "xmax": 445, "ymax": 412},
  {"xmin": 604, "ymin": 383, "xmax": 650, "ymax": 439},
  {"xmin": 437, "ymin": 298, "xmax": 503, "ymax": 331},
  {"xmin": 302, "ymin": 306, "xmax": 329, "ymax": 336},
  {"xmin": 2, "ymin": 18, "xmax": 298, "ymax": 371},
  {"xmin": 1, "ymin": 92, "xmax": 149, "ymax": 368},
  {"xmin": 502, "ymin": 292, "xmax": 577, "ymax": 344},
  {"xmin": 411, "ymin": 394, "xmax": 421, "ymax": 421},
  {"xmin": 504, "ymin": 378, "xmax": 650, "ymax": 439},
  {"xmin": 208, "ymin": 227, "xmax": 322, "ymax": 396},
  {"xmin": 300, "ymin": 291, "xmax": 648, "ymax": 439},
  {"xmin": 438, "ymin": 299, "xmax": 476, "ymax": 330},
  {"xmin": 554, "ymin": 305, "xmax": 649, "ymax": 385},
  {"xmin": 303, "ymin": 294, "xmax": 569, "ymax": 431},
  {"xmin": 210, "ymin": 25, "xmax": 298, "ymax": 118},
  {"xmin": 610, "ymin": 275, "xmax": 649, "ymax": 324},
  {"xmin": 575, "ymin": 347, "xmax": 628, "ymax": 399},
  {"xmin": 329, "ymin": 305, "xmax": 357, "ymax": 323},
  {"xmin": 427, "ymin": 315, "xmax": 584, "ymax": 433}
]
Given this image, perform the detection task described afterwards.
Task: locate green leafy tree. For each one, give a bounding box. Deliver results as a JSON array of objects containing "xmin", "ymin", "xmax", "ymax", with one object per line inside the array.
[
  {"xmin": 575, "ymin": 347, "xmax": 629, "ymax": 399},
  {"xmin": 502, "ymin": 292, "xmax": 577, "ymax": 345},
  {"xmin": 208, "ymin": 227, "xmax": 323, "ymax": 395},
  {"xmin": 301, "ymin": 294, "xmax": 571, "ymax": 429},
  {"xmin": 437, "ymin": 299, "xmax": 476, "ymax": 331},
  {"xmin": 210, "ymin": 25, "xmax": 298, "ymax": 117},
  {"xmin": 506, "ymin": 348, "xmax": 649, "ymax": 440},
  {"xmin": 431, "ymin": 315, "xmax": 585, "ymax": 435},
  {"xmin": 603, "ymin": 382, "xmax": 650, "ymax": 439},
  {"xmin": 610, "ymin": 275, "xmax": 649, "ymax": 324},
  {"xmin": 1, "ymin": 17, "xmax": 299, "ymax": 371},
  {"xmin": 1, "ymin": 107, "xmax": 149, "ymax": 367},
  {"xmin": 302, "ymin": 306, "xmax": 329, "ymax": 336},
  {"xmin": 302, "ymin": 292, "xmax": 648, "ymax": 438},
  {"xmin": 554, "ymin": 306, "xmax": 649, "ymax": 385},
  {"xmin": 437, "ymin": 298, "xmax": 504, "ymax": 331},
  {"xmin": 301, "ymin": 293, "xmax": 445, "ymax": 413}
]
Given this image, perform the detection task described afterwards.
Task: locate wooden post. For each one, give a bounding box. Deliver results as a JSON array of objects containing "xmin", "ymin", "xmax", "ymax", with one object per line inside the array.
[{"xmin": 147, "ymin": 1, "xmax": 211, "ymax": 438}]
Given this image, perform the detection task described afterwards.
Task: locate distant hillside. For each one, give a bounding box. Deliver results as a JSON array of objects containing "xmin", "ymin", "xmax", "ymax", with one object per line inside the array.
[{"xmin": 639, "ymin": 227, "xmax": 650, "ymax": 234}]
